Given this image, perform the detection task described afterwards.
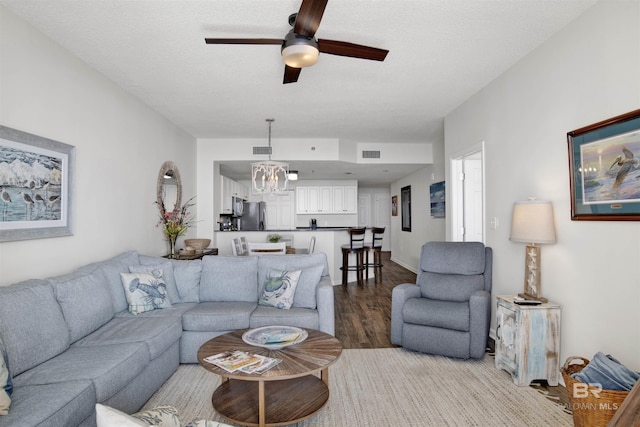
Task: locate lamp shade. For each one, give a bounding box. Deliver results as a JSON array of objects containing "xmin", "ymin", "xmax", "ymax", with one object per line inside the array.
[{"xmin": 509, "ymin": 200, "xmax": 556, "ymax": 244}]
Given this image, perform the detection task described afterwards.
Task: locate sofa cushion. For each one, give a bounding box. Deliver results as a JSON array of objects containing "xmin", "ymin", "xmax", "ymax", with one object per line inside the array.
[
  {"xmin": 49, "ymin": 270, "xmax": 115, "ymax": 342},
  {"xmin": 293, "ymin": 265, "xmax": 324, "ymax": 309},
  {"xmin": 78, "ymin": 251, "xmax": 140, "ymax": 313},
  {"xmin": 0, "ymin": 280, "xmax": 70, "ymax": 376},
  {"xmin": 420, "ymin": 242, "xmax": 485, "ymax": 275},
  {"xmin": 0, "ymin": 381, "xmax": 95, "ymax": 427},
  {"xmin": 258, "ymin": 269, "xmax": 301, "ymax": 310},
  {"xmin": 115, "ymin": 302, "xmax": 198, "ymax": 319},
  {"xmin": 73, "ymin": 316, "xmax": 182, "ymax": 359},
  {"xmin": 0, "ymin": 336, "xmax": 11, "ymax": 415},
  {"xmin": 13, "ymin": 342, "xmax": 149, "ymax": 402},
  {"xmin": 258, "ymin": 253, "xmax": 327, "ymax": 309},
  {"xmin": 249, "ymin": 306, "xmax": 319, "ymax": 330},
  {"xmin": 137, "ymin": 256, "xmax": 182, "ymax": 304},
  {"xmin": 402, "ymin": 298, "xmax": 470, "ymax": 332},
  {"xmin": 182, "ymin": 302, "xmax": 255, "ymax": 332},
  {"xmin": 418, "ymin": 271, "xmax": 484, "ymax": 302},
  {"xmin": 200, "ymin": 256, "xmax": 258, "ymax": 302},
  {"xmin": 172, "ymin": 260, "xmax": 201, "ymax": 303},
  {"xmin": 120, "ymin": 272, "xmax": 172, "ymax": 315}
]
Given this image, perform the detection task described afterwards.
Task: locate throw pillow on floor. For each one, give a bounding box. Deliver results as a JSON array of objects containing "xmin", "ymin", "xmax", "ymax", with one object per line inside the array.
[{"xmin": 95, "ymin": 404, "xmax": 232, "ymax": 427}]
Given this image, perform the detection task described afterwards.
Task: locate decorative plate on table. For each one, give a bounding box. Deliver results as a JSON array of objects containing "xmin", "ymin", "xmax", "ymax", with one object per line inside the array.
[{"xmin": 242, "ymin": 326, "xmax": 308, "ymax": 350}]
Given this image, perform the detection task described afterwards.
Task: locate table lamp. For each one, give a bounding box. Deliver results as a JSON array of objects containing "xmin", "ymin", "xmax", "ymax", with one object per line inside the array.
[{"xmin": 509, "ymin": 197, "xmax": 556, "ymax": 302}]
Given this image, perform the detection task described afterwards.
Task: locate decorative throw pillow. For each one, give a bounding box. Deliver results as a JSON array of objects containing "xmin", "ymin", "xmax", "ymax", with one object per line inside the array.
[
  {"xmin": 0, "ymin": 337, "xmax": 11, "ymax": 416},
  {"xmin": 95, "ymin": 403, "xmax": 146, "ymax": 427},
  {"xmin": 258, "ymin": 269, "xmax": 301, "ymax": 310},
  {"xmin": 131, "ymin": 405, "xmax": 181, "ymax": 426},
  {"xmin": 184, "ymin": 421, "xmax": 233, "ymax": 427},
  {"xmin": 120, "ymin": 271, "xmax": 172, "ymax": 315},
  {"xmin": 96, "ymin": 404, "xmax": 181, "ymax": 427}
]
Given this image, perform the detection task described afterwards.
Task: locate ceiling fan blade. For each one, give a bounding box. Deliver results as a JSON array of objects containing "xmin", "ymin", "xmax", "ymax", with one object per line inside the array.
[
  {"xmin": 318, "ymin": 39, "xmax": 389, "ymax": 61},
  {"xmin": 205, "ymin": 38, "xmax": 283, "ymax": 45},
  {"xmin": 294, "ymin": 0, "xmax": 328, "ymax": 38},
  {"xmin": 283, "ymin": 65, "xmax": 302, "ymax": 84}
]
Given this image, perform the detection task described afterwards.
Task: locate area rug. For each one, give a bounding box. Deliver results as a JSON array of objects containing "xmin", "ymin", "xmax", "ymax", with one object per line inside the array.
[{"xmin": 143, "ymin": 348, "xmax": 571, "ymax": 426}]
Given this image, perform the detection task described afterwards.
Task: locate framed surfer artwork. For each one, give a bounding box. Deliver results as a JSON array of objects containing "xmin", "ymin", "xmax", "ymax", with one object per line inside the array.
[
  {"xmin": 0, "ymin": 126, "xmax": 75, "ymax": 241},
  {"xmin": 568, "ymin": 109, "xmax": 640, "ymax": 221}
]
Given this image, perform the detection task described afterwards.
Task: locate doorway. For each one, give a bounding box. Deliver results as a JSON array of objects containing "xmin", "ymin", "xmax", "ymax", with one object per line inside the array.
[{"xmin": 450, "ymin": 142, "xmax": 485, "ymax": 243}]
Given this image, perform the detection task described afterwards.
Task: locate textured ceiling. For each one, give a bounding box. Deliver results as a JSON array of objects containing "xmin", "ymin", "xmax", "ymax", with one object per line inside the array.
[{"xmin": 1, "ymin": 0, "xmax": 597, "ymax": 184}]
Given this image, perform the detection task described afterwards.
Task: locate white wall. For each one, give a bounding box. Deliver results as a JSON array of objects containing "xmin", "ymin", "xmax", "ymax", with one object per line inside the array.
[
  {"xmin": 0, "ymin": 6, "xmax": 196, "ymax": 286},
  {"xmin": 445, "ymin": 1, "xmax": 640, "ymax": 369},
  {"xmin": 390, "ymin": 168, "xmax": 446, "ymax": 271},
  {"xmin": 389, "ymin": 129, "xmax": 445, "ymax": 271}
]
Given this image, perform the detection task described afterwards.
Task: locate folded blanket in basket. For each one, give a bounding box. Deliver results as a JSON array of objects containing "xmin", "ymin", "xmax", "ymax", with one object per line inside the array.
[{"xmin": 572, "ymin": 352, "xmax": 639, "ymax": 391}]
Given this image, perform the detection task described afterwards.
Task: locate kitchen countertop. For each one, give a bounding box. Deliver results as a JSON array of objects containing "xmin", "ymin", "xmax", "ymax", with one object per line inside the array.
[{"xmin": 214, "ymin": 228, "xmax": 364, "ymax": 284}]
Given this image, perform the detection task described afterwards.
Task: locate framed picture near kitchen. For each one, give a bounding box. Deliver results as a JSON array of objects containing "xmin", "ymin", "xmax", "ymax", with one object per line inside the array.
[{"xmin": 401, "ymin": 185, "xmax": 411, "ymax": 231}]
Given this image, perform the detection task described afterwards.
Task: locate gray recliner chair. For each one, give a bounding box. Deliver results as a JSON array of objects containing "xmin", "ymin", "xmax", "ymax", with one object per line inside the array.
[{"xmin": 391, "ymin": 241, "xmax": 492, "ymax": 359}]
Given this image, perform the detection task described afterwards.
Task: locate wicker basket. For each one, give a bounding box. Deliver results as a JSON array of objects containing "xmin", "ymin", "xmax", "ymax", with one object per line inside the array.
[{"xmin": 562, "ymin": 356, "xmax": 629, "ymax": 427}]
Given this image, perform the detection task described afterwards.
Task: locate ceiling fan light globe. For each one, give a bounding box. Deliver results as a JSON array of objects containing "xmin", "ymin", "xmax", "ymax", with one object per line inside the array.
[{"xmin": 282, "ymin": 44, "xmax": 319, "ymax": 68}]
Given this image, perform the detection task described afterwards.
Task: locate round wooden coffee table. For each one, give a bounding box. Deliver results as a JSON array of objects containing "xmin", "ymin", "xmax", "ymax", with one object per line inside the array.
[{"xmin": 197, "ymin": 328, "xmax": 342, "ymax": 427}]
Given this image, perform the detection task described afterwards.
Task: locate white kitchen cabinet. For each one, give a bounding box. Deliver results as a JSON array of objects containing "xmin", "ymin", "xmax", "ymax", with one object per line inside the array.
[
  {"xmin": 318, "ymin": 186, "xmax": 332, "ymax": 213},
  {"xmin": 332, "ymin": 186, "xmax": 357, "ymax": 214},
  {"xmin": 296, "ymin": 186, "xmax": 332, "ymax": 214},
  {"xmin": 296, "ymin": 187, "xmax": 309, "ymax": 213},
  {"xmin": 230, "ymin": 180, "xmax": 248, "ymax": 200},
  {"xmin": 220, "ymin": 176, "xmax": 249, "ymax": 214},
  {"xmin": 220, "ymin": 176, "xmax": 233, "ymax": 214},
  {"xmin": 264, "ymin": 191, "xmax": 294, "ymax": 230}
]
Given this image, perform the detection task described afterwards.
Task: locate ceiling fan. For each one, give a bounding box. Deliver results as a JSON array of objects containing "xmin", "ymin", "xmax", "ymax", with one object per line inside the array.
[{"xmin": 204, "ymin": 0, "xmax": 389, "ymax": 84}]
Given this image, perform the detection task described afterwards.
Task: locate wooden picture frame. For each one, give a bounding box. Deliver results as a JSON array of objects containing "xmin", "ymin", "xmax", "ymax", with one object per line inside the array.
[
  {"xmin": 0, "ymin": 126, "xmax": 75, "ymax": 242},
  {"xmin": 568, "ymin": 109, "xmax": 640, "ymax": 220},
  {"xmin": 391, "ymin": 195, "xmax": 398, "ymax": 216}
]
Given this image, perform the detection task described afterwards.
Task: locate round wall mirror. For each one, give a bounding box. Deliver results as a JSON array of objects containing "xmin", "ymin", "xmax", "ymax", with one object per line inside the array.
[{"xmin": 157, "ymin": 161, "xmax": 182, "ymax": 216}]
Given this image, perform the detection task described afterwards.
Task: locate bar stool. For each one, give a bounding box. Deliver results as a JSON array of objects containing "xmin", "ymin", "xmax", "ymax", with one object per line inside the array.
[
  {"xmin": 340, "ymin": 227, "xmax": 366, "ymax": 285},
  {"xmin": 364, "ymin": 227, "xmax": 385, "ymax": 281}
]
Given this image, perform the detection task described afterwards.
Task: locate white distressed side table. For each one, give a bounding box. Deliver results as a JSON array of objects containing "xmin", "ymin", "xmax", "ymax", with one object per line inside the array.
[{"xmin": 495, "ymin": 295, "xmax": 561, "ymax": 386}]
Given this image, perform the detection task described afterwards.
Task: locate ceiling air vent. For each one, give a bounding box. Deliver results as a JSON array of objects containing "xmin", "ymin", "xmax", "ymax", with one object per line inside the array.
[
  {"xmin": 253, "ymin": 146, "xmax": 272, "ymax": 155},
  {"xmin": 362, "ymin": 150, "xmax": 381, "ymax": 159}
]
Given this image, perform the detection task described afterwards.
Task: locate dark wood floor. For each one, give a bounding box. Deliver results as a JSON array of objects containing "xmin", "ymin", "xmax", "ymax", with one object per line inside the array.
[{"xmin": 333, "ymin": 251, "xmax": 571, "ymax": 412}]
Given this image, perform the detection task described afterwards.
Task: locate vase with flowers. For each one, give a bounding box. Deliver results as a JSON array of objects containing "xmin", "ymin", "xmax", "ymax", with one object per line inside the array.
[{"xmin": 156, "ymin": 196, "xmax": 195, "ymax": 259}]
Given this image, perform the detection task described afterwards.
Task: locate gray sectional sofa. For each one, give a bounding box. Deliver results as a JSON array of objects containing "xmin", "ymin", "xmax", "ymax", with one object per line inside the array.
[{"xmin": 0, "ymin": 251, "xmax": 334, "ymax": 427}]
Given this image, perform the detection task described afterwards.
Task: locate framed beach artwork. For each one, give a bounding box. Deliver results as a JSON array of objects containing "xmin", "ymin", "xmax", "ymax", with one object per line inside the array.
[
  {"xmin": 429, "ymin": 181, "xmax": 445, "ymax": 218},
  {"xmin": 567, "ymin": 109, "xmax": 640, "ymax": 221},
  {"xmin": 0, "ymin": 126, "xmax": 75, "ymax": 242}
]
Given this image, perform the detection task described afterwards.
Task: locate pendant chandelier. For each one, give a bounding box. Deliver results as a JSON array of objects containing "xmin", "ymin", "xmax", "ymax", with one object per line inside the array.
[{"xmin": 251, "ymin": 119, "xmax": 289, "ymax": 195}]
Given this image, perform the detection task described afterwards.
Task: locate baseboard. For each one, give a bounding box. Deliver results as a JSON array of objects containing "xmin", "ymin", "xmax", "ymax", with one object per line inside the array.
[{"xmin": 390, "ymin": 257, "xmax": 418, "ymax": 274}]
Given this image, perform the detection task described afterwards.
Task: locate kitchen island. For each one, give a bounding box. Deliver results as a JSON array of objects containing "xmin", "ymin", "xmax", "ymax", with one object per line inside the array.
[{"xmin": 214, "ymin": 228, "xmax": 358, "ymax": 285}]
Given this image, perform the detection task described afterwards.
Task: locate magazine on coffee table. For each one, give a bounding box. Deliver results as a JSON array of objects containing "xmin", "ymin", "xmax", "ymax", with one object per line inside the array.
[
  {"xmin": 239, "ymin": 354, "xmax": 282, "ymax": 374},
  {"xmin": 204, "ymin": 350, "xmax": 281, "ymax": 374}
]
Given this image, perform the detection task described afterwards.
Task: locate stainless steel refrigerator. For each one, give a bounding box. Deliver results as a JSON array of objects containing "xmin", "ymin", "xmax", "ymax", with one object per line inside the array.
[{"xmin": 241, "ymin": 201, "xmax": 266, "ymax": 230}]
